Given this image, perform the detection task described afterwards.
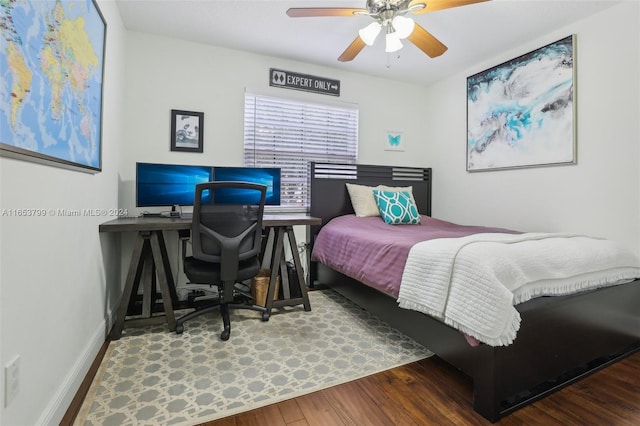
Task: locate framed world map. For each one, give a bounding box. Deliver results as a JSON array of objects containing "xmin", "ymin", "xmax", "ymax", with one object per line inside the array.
[{"xmin": 0, "ymin": 0, "xmax": 106, "ymax": 173}]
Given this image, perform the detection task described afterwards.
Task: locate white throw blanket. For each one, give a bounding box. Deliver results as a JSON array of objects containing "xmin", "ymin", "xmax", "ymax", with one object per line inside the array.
[{"xmin": 397, "ymin": 232, "xmax": 640, "ymax": 347}]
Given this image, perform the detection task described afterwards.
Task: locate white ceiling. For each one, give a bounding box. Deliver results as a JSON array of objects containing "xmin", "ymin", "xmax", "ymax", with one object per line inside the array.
[{"xmin": 114, "ymin": 0, "xmax": 620, "ymax": 86}]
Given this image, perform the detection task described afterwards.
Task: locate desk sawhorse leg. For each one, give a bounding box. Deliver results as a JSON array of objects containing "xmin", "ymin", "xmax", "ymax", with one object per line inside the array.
[
  {"xmin": 264, "ymin": 225, "xmax": 311, "ymax": 315},
  {"xmin": 109, "ymin": 230, "xmax": 178, "ymax": 340}
]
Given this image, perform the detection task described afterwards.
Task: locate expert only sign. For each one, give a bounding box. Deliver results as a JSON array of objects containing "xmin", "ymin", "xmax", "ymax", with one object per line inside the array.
[{"xmin": 270, "ymin": 68, "xmax": 340, "ymax": 97}]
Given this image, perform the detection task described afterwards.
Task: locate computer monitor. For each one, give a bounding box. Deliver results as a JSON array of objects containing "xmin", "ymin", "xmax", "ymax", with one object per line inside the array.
[
  {"xmin": 213, "ymin": 166, "xmax": 281, "ymax": 205},
  {"xmin": 136, "ymin": 162, "xmax": 214, "ymax": 208}
]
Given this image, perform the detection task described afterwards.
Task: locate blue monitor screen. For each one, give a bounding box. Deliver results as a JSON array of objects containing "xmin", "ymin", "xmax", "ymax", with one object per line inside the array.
[
  {"xmin": 136, "ymin": 162, "xmax": 213, "ymax": 207},
  {"xmin": 213, "ymin": 167, "xmax": 281, "ymax": 205}
]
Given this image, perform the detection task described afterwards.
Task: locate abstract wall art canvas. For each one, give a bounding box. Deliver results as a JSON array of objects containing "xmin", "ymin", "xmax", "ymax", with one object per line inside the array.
[
  {"xmin": 466, "ymin": 35, "xmax": 576, "ymax": 172},
  {"xmin": 0, "ymin": 0, "xmax": 106, "ymax": 173}
]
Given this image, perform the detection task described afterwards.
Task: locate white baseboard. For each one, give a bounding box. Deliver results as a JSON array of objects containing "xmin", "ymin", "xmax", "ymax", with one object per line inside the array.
[{"xmin": 36, "ymin": 313, "xmax": 112, "ymax": 425}]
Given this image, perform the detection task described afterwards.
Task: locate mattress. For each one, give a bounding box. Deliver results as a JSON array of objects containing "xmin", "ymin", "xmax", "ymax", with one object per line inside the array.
[{"xmin": 311, "ymin": 214, "xmax": 516, "ymax": 297}]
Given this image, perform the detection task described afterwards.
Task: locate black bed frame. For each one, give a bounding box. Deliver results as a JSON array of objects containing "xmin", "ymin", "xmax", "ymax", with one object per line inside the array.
[{"xmin": 309, "ymin": 162, "xmax": 640, "ymax": 422}]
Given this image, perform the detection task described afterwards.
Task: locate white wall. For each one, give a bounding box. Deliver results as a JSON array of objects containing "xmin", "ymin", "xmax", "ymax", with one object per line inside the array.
[
  {"xmin": 419, "ymin": 2, "xmax": 640, "ymax": 255},
  {"xmin": 120, "ymin": 32, "xmax": 433, "ymax": 214},
  {"xmin": 0, "ymin": 1, "xmax": 126, "ymax": 425}
]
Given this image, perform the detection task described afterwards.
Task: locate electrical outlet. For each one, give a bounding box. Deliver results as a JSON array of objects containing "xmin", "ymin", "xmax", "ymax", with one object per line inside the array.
[{"xmin": 4, "ymin": 355, "xmax": 20, "ymax": 407}]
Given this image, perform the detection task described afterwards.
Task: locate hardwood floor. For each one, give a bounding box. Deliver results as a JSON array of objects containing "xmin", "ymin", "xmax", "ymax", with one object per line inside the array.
[{"xmin": 199, "ymin": 350, "xmax": 640, "ymax": 426}]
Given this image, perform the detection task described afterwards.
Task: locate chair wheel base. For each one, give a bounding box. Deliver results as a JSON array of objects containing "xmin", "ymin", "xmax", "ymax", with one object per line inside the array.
[
  {"xmin": 220, "ymin": 329, "xmax": 230, "ymax": 341},
  {"xmin": 175, "ymin": 324, "xmax": 184, "ymax": 334},
  {"xmin": 262, "ymin": 312, "xmax": 270, "ymax": 321}
]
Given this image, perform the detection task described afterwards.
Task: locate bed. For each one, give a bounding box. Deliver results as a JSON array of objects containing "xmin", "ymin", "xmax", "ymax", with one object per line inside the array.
[{"xmin": 308, "ymin": 162, "xmax": 640, "ymax": 422}]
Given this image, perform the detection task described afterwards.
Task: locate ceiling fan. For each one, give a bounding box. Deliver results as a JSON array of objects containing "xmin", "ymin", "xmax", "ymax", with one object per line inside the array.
[{"xmin": 286, "ymin": 0, "xmax": 490, "ymax": 62}]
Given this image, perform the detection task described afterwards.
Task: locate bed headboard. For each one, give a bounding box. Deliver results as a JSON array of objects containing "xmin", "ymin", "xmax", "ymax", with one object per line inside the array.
[
  {"xmin": 309, "ymin": 161, "xmax": 432, "ymax": 230},
  {"xmin": 308, "ymin": 162, "xmax": 432, "ymax": 284}
]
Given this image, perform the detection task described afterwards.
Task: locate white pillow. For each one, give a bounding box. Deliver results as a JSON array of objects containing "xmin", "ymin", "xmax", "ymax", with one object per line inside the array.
[
  {"xmin": 346, "ymin": 183, "xmax": 417, "ymax": 217},
  {"xmin": 346, "ymin": 183, "xmax": 379, "ymax": 217}
]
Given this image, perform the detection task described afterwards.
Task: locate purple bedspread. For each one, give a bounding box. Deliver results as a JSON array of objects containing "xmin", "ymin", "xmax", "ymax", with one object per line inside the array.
[{"xmin": 311, "ymin": 215, "xmax": 517, "ymax": 297}]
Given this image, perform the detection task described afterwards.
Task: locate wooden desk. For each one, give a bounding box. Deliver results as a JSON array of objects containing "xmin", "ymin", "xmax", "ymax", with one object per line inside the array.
[
  {"xmin": 260, "ymin": 215, "xmax": 321, "ymax": 314},
  {"xmin": 99, "ymin": 214, "xmax": 321, "ymax": 339}
]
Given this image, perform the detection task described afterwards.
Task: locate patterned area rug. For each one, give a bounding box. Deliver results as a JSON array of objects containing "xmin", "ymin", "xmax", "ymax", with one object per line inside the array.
[{"xmin": 75, "ymin": 289, "xmax": 432, "ymax": 425}]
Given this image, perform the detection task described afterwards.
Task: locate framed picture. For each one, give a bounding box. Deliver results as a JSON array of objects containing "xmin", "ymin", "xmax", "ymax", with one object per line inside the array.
[
  {"xmin": 466, "ymin": 35, "xmax": 576, "ymax": 172},
  {"xmin": 0, "ymin": 0, "xmax": 106, "ymax": 173},
  {"xmin": 171, "ymin": 110, "xmax": 204, "ymax": 153},
  {"xmin": 384, "ymin": 130, "xmax": 404, "ymax": 151}
]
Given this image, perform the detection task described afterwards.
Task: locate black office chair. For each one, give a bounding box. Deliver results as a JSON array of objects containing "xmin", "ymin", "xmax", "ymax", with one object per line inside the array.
[{"xmin": 175, "ymin": 181, "xmax": 269, "ymax": 340}]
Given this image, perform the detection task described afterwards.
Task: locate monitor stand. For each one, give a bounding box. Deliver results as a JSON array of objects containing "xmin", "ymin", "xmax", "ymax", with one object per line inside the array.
[
  {"xmin": 170, "ymin": 205, "xmax": 181, "ymax": 218},
  {"xmin": 170, "ymin": 205, "xmax": 192, "ymax": 219}
]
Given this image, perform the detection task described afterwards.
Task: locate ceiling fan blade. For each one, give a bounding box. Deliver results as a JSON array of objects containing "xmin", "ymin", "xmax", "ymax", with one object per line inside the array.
[
  {"xmin": 406, "ymin": 24, "xmax": 448, "ymax": 58},
  {"xmin": 338, "ymin": 37, "xmax": 367, "ymax": 62},
  {"xmin": 286, "ymin": 8, "xmax": 367, "ymax": 17},
  {"xmin": 409, "ymin": 0, "xmax": 490, "ymax": 14}
]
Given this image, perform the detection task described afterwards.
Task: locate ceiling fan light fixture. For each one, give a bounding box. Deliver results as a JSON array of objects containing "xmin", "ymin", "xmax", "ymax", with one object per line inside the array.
[
  {"xmin": 359, "ymin": 21, "xmax": 382, "ymax": 46},
  {"xmin": 392, "ymin": 15, "xmax": 415, "ymax": 39},
  {"xmin": 385, "ymin": 32, "xmax": 403, "ymax": 53},
  {"xmin": 287, "ymin": 0, "xmax": 474, "ymax": 62}
]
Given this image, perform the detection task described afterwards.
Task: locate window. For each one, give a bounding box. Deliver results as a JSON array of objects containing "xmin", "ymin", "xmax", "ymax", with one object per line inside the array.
[{"xmin": 244, "ymin": 92, "xmax": 358, "ymax": 212}]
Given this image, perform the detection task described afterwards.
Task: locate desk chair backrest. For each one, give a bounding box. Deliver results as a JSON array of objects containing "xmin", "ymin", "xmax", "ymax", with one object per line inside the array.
[{"xmin": 191, "ymin": 181, "xmax": 267, "ymax": 282}]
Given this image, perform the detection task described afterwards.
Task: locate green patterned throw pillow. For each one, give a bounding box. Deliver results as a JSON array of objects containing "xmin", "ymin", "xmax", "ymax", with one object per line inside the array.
[{"xmin": 372, "ymin": 189, "xmax": 421, "ymax": 225}]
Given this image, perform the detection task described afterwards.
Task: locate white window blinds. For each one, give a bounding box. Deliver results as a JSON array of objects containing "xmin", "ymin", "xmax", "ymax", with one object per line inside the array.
[{"xmin": 244, "ymin": 92, "xmax": 358, "ymax": 212}]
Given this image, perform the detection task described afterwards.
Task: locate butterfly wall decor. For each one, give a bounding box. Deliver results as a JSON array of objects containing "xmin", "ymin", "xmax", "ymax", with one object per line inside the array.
[{"xmin": 384, "ymin": 130, "xmax": 404, "ymax": 151}]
